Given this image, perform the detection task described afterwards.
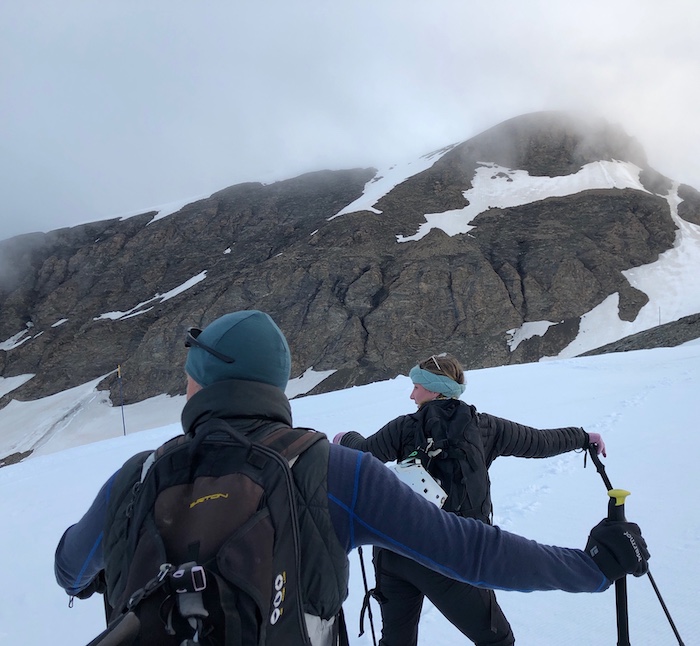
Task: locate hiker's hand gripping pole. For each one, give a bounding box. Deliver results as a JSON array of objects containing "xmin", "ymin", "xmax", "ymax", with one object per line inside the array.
[
  {"xmin": 607, "ymin": 486, "xmax": 631, "ymax": 646},
  {"xmin": 587, "ymin": 444, "xmax": 685, "ymax": 646},
  {"xmin": 588, "ymin": 444, "xmax": 633, "ymax": 645}
]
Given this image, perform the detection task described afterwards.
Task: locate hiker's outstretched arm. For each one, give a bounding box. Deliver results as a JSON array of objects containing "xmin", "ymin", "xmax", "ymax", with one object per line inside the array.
[
  {"xmin": 478, "ymin": 412, "xmax": 587, "ymax": 461},
  {"xmin": 54, "ymin": 473, "xmax": 115, "ymax": 595},
  {"xmin": 327, "ymin": 445, "xmax": 609, "ymax": 594},
  {"xmin": 337, "ymin": 415, "xmax": 413, "ymax": 462}
]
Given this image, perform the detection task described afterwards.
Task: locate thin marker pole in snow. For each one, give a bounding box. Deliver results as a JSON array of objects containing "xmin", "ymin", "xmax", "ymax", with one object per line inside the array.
[{"xmin": 118, "ymin": 365, "xmax": 126, "ymax": 436}]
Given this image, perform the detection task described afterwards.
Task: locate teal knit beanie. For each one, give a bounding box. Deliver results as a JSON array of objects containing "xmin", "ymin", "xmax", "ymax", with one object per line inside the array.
[{"xmin": 185, "ymin": 310, "xmax": 291, "ymax": 390}]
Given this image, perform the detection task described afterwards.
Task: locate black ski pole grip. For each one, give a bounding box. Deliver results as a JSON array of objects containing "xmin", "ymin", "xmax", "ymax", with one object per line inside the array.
[{"xmin": 606, "ymin": 488, "xmax": 631, "ymax": 645}]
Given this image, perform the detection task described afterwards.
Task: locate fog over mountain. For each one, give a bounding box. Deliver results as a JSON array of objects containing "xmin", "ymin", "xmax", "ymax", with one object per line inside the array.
[{"xmin": 3, "ymin": 2, "xmax": 700, "ymax": 242}]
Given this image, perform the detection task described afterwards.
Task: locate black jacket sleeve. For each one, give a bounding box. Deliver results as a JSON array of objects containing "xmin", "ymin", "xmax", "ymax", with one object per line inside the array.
[
  {"xmin": 339, "ymin": 415, "xmax": 416, "ymax": 463},
  {"xmin": 479, "ymin": 412, "xmax": 588, "ymax": 464}
]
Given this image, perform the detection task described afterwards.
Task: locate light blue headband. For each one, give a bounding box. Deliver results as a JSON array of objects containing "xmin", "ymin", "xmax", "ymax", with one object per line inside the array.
[{"xmin": 409, "ymin": 365, "xmax": 466, "ymax": 399}]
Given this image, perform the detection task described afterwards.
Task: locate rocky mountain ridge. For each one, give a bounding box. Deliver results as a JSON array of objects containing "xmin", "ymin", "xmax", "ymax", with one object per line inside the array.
[{"xmin": 1, "ymin": 111, "xmax": 699, "ymax": 409}]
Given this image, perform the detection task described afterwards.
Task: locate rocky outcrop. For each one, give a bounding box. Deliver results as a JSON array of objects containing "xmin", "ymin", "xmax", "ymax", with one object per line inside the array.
[
  {"xmin": 0, "ymin": 111, "xmax": 694, "ymax": 409},
  {"xmin": 677, "ymin": 184, "xmax": 700, "ymax": 225},
  {"xmin": 0, "ymin": 450, "xmax": 33, "ymax": 468},
  {"xmin": 581, "ymin": 313, "xmax": 700, "ymax": 356}
]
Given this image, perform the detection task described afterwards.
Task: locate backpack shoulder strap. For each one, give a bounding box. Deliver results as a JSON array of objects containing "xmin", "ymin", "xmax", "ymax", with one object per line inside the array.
[{"xmin": 258, "ymin": 426, "xmax": 324, "ymax": 464}]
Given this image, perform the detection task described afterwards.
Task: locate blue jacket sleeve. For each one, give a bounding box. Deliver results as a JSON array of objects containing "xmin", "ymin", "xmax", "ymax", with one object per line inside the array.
[
  {"xmin": 326, "ymin": 444, "xmax": 610, "ymax": 594},
  {"xmin": 54, "ymin": 472, "xmax": 116, "ymax": 595}
]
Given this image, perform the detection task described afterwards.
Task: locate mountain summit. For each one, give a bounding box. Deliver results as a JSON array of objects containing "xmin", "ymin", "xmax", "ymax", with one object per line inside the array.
[{"xmin": 1, "ymin": 111, "xmax": 699, "ymax": 408}]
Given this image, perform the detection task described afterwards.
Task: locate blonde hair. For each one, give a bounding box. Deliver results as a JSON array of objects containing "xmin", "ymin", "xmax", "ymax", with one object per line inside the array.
[{"xmin": 418, "ymin": 353, "xmax": 464, "ymax": 385}]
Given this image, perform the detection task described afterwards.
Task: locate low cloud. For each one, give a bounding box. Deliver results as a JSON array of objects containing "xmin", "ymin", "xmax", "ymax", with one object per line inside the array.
[{"xmin": 1, "ymin": 1, "xmax": 698, "ymax": 240}]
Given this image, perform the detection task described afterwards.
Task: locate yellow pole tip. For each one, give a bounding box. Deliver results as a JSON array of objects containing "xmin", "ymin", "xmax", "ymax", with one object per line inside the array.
[{"xmin": 607, "ymin": 488, "xmax": 631, "ymax": 506}]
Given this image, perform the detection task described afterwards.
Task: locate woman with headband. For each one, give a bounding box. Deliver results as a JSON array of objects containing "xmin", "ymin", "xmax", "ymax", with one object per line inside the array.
[{"xmin": 335, "ymin": 353, "xmax": 606, "ymax": 646}]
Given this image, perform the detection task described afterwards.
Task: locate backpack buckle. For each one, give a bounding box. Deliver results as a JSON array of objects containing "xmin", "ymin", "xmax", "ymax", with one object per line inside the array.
[{"xmin": 171, "ymin": 562, "xmax": 207, "ymax": 593}]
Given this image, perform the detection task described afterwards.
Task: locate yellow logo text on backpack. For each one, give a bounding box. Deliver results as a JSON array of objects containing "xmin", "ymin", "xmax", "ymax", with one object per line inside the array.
[{"xmin": 189, "ymin": 493, "xmax": 230, "ymax": 508}]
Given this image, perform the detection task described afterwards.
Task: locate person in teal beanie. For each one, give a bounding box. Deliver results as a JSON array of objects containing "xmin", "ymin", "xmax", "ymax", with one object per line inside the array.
[{"xmin": 185, "ymin": 310, "xmax": 291, "ymax": 390}]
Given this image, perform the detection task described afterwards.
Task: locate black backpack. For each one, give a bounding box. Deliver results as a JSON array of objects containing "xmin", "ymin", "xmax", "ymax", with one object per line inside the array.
[
  {"xmin": 91, "ymin": 420, "xmax": 332, "ymax": 646},
  {"xmin": 412, "ymin": 400, "xmax": 492, "ymax": 523}
]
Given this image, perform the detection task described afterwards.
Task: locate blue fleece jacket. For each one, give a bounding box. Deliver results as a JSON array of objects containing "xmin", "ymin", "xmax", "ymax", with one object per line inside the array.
[{"xmin": 55, "ymin": 443, "xmax": 608, "ymax": 597}]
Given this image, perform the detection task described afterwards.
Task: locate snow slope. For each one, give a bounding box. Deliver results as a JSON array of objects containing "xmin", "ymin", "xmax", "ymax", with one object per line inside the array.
[{"xmin": 1, "ymin": 342, "xmax": 698, "ymax": 645}]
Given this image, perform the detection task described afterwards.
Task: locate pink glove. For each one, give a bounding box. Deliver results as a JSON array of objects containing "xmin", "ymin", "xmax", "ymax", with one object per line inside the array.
[
  {"xmin": 333, "ymin": 432, "xmax": 347, "ymax": 445},
  {"xmin": 588, "ymin": 432, "xmax": 607, "ymax": 457}
]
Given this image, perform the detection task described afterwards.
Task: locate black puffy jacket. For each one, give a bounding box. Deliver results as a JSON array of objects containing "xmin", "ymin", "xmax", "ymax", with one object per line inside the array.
[{"xmin": 340, "ymin": 398, "xmax": 588, "ymax": 522}]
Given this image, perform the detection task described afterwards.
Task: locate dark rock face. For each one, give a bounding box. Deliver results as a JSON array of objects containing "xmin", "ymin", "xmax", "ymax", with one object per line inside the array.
[
  {"xmin": 0, "ymin": 111, "xmax": 693, "ymax": 409},
  {"xmin": 439, "ymin": 111, "xmax": 648, "ymax": 181},
  {"xmin": 0, "ymin": 450, "xmax": 33, "ymax": 468},
  {"xmin": 677, "ymin": 184, "xmax": 700, "ymax": 225},
  {"xmin": 474, "ymin": 190, "xmax": 673, "ymax": 319}
]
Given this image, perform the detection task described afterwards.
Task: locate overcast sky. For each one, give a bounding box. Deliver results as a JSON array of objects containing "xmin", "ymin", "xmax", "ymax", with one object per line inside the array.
[{"xmin": 2, "ymin": 1, "xmax": 699, "ymax": 241}]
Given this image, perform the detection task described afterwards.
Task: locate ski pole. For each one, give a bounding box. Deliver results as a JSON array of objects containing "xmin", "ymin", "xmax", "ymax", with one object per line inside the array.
[
  {"xmin": 357, "ymin": 547, "xmax": 378, "ymax": 646},
  {"xmin": 103, "ymin": 590, "xmax": 110, "ymax": 626},
  {"xmin": 587, "ymin": 445, "xmax": 685, "ymax": 646},
  {"xmin": 608, "ymin": 486, "xmax": 631, "ymax": 646}
]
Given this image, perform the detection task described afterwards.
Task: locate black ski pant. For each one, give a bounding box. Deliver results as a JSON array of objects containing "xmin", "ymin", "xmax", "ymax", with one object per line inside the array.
[{"xmin": 373, "ymin": 549, "xmax": 515, "ymax": 646}]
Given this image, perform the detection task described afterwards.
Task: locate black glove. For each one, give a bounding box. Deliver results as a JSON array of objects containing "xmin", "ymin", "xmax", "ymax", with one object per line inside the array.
[
  {"xmin": 74, "ymin": 571, "xmax": 107, "ymax": 599},
  {"xmin": 586, "ymin": 519, "xmax": 650, "ymax": 581}
]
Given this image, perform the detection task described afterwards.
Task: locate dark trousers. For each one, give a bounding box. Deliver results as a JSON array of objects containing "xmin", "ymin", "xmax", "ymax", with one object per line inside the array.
[{"xmin": 373, "ymin": 549, "xmax": 515, "ymax": 646}]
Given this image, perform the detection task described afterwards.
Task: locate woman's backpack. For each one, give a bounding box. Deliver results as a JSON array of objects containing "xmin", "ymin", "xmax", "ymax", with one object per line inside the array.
[{"xmin": 413, "ymin": 400, "xmax": 492, "ymax": 523}]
